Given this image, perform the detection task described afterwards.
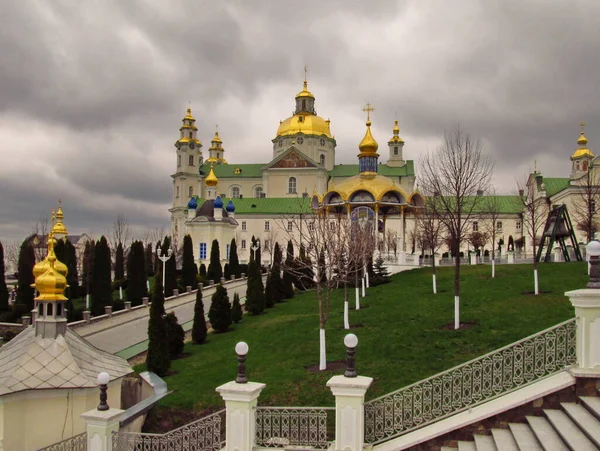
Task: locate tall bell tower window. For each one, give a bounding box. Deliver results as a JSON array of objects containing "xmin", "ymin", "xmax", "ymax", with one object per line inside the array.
[
  {"xmin": 178, "ymin": 155, "xmax": 181, "ymax": 167},
  {"xmin": 188, "ymin": 155, "xmax": 194, "ymax": 166},
  {"xmin": 320, "ymin": 154, "xmax": 325, "ymax": 166},
  {"xmin": 394, "ymin": 146, "xmax": 399, "ymax": 156},
  {"xmin": 188, "ymin": 187, "xmax": 193, "ymax": 197}
]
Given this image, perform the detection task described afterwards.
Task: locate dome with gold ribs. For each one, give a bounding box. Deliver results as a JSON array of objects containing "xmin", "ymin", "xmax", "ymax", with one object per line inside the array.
[
  {"xmin": 205, "ymin": 164, "xmax": 219, "ymax": 187},
  {"xmin": 295, "ymin": 80, "xmax": 315, "ymax": 100},
  {"xmin": 176, "ymin": 108, "xmax": 202, "ymax": 147},
  {"xmin": 388, "ymin": 120, "xmax": 404, "ymax": 144},
  {"xmin": 206, "ymin": 129, "xmax": 228, "ymax": 164},
  {"xmin": 34, "ymin": 254, "xmax": 68, "ymax": 302},
  {"xmin": 32, "ymin": 236, "xmax": 68, "ymax": 281},
  {"xmin": 358, "ymin": 119, "xmax": 379, "ymax": 157},
  {"xmin": 572, "ymin": 122, "xmax": 594, "ymax": 159}
]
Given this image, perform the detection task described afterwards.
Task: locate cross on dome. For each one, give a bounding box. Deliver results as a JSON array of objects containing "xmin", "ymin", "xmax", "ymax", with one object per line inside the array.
[{"xmin": 362, "ymin": 103, "xmax": 374, "ymax": 122}]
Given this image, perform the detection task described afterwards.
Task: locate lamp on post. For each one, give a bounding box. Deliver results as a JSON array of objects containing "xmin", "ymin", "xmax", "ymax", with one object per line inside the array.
[
  {"xmin": 156, "ymin": 245, "xmax": 173, "ymax": 292},
  {"xmin": 586, "ymin": 240, "xmax": 600, "ymax": 288},
  {"xmin": 344, "ymin": 333, "xmax": 358, "ymax": 378},
  {"xmin": 96, "ymin": 372, "xmax": 110, "ymax": 411},
  {"xmin": 251, "ymin": 239, "xmax": 260, "ymax": 263},
  {"xmin": 235, "ymin": 341, "xmax": 249, "ymax": 383}
]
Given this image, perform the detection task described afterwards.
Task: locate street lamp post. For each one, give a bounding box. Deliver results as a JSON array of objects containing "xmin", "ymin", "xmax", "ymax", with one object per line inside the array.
[
  {"xmin": 251, "ymin": 239, "xmax": 260, "ymax": 263},
  {"xmin": 155, "ymin": 245, "xmax": 173, "ymax": 291}
]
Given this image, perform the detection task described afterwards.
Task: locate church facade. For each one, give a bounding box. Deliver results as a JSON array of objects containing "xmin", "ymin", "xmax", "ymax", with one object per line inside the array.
[{"xmin": 169, "ymin": 80, "xmax": 596, "ymax": 266}]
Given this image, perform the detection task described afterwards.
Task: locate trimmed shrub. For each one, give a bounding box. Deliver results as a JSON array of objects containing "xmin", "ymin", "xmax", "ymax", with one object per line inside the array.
[
  {"xmin": 208, "ymin": 284, "xmax": 231, "ymax": 333},
  {"xmin": 231, "ymin": 292, "xmax": 242, "ymax": 323},
  {"xmin": 192, "ymin": 287, "xmax": 207, "ymax": 344}
]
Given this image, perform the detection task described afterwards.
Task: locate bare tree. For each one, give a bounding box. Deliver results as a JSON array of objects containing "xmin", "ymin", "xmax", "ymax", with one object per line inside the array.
[
  {"xmin": 517, "ymin": 175, "xmax": 548, "ymax": 295},
  {"xmin": 416, "ymin": 196, "xmax": 445, "ymax": 293},
  {"xmin": 3, "ymin": 240, "xmax": 21, "ymax": 275},
  {"xmin": 483, "ymin": 189, "xmax": 502, "ymax": 278},
  {"xmin": 385, "ymin": 230, "xmax": 398, "ymax": 257},
  {"xmin": 110, "ymin": 213, "xmax": 131, "ymax": 249},
  {"xmin": 419, "ymin": 126, "xmax": 493, "ymax": 329},
  {"xmin": 571, "ymin": 167, "xmax": 600, "ymax": 242},
  {"xmin": 31, "ymin": 211, "xmax": 50, "ymax": 262}
]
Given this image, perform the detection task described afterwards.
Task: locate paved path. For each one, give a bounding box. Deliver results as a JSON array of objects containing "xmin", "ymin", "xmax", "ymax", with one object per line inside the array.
[{"xmin": 75, "ymin": 278, "xmax": 257, "ymax": 355}]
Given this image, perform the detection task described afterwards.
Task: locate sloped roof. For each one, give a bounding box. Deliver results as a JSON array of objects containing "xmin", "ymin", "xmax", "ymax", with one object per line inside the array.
[
  {"xmin": 542, "ymin": 178, "xmax": 570, "ymax": 197},
  {"xmin": 200, "ymin": 163, "xmax": 264, "ymax": 178},
  {"xmin": 192, "ymin": 199, "xmax": 238, "ymax": 224},
  {"xmin": 193, "ymin": 197, "xmax": 312, "ymax": 215},
  {"xmin": 328, "ymin": 161, "xmax": 415, "ymax": 177},
  {"xmin": 0, "ymin": 327, "xmax": 132, "ymax": 395}
]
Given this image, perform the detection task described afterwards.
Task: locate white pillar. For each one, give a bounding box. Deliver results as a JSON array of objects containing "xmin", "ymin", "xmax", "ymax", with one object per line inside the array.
[
  {"xmin": 81, "ymin": 408, "xmax": 124, "ymax": 451},
  {"xmin": 565, "ymin": 288, "xmax": 600, "ymax": 375},
  {"xmin": 507, "ymin": 251, "xmax": 514, "ymax": 264},
  {"xmin": 327, "ymin": 375, "xmax": 373, "ymax": 451},
  {"xmin": 216, "ymin": 381, "xmax": 266, "ymax": 451}
]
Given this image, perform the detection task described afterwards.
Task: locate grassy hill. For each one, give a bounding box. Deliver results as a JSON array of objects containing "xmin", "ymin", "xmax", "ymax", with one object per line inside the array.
[{"xmin": 138, "ymin": 262, "xmax": 587, "ymax": 431}]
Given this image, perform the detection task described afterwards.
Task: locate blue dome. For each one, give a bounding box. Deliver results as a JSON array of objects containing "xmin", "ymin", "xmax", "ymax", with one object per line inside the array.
[
  {"xmin": 214, "ymin": 196, "xmax": 223, "ymax": 208},
  {"xmin": 226, "ymin": 200, "xmax": 236, "ymax": 213},
  {"xmin": 187, "ymin": 196, "xmax": 198, "ymax": 210}
]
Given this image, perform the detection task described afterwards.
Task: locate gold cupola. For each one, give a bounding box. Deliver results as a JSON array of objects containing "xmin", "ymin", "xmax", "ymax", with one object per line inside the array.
[
  {"xmin": 205, "ymin": 164, "xmax": 219, "ymax": 187},
  {"xmin": 34, "ymin": 253, "xmax": 68, "ymax": 302},
  {"xmin": 572, "ymin": 122, "xmax": 594, "ymax": 159},
  {"xmin": 51, "ymin": 200, "xmax": 68, "ymax": 237},
  {"xmin": 388, "ymin": 120, "xmax": 404, "ymax": 144},
  {"xmin": 32, "ymin": 208, "xmax": 68, "ymax": 281},
  {"xmin": 176, "ymin": 107, "xmax": 202, "ymax": 148},
  {"xmin": 295, "ymin": 80, "xmax": 315, "ymax": 100},
  {"xmin": 357, "ymin": 104, "xmax": 379, "ymax": 177},
  {"xmin": 206, "ymin": 128, "xmax": 228, "ymax": 164}
]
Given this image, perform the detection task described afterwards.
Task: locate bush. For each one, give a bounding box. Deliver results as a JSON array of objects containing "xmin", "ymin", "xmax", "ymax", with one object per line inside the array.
[
  {"xmin": 484, "ymin": 249, "xmax": 490, "ymax": 257},
  {"xmin": 442, "ymin": 252, "xmax": 449, "ymax": 259},
  {"xmin": 192, "ymin": 287, "xmax": 207, "ymax": 344},
  {"xmin": 165, "ymin": 312, "xmax": 185, "ymax": 358},
  {"xmin": 231, "ymin": 292, "xmax": 242, "ymax": 323},
  {"xmin": 208, "ymin": 284, "xmax": 231, "ymax": 333}
]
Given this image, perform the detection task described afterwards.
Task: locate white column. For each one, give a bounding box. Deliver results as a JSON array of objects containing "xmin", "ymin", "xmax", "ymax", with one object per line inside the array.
[
  {"xmin": 326, "ymin": 375, "xmax": 373, "ymax": 451},
  {"xmin": 507, "ymin": 251, "xmax": 514, "ymax": 264},
  {"xmin": 81, "ymin": 408, "xmax": 124, "ymax": 451},
  {"xmin": 565, "ymin": 288, "xmax": 600, "ymax": 375},
  {"xmin": 216, "ymin": 381, "xmax": 266, "ymax": 451}
]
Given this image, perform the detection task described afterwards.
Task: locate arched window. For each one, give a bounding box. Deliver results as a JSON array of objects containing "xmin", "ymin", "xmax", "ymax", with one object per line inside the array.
[
  {"xmin": 583, "ymin": 161, "xmax": 589, "ymax": 171},
  {"xmin": 320, "ymin": 154, "xmax": 326, "ymax": 166},
  {"xmin": 232, "ymin": 187, "xmax": 240, "ymax": 198},
  {"xmin": 394, "ymin": 146, "xmax": 399, "ymax": 156},
  {"xmin": 188, "ymin": 186, "xmax": 193, "ymax": 197},
  {"xmin": 189, "ymin": 132, "xmax": 192, "ymax": 138},
  {"xmin": 255, "ymin": 187, "xmax": 263, "ymax": 198},
  {"xmin": 188, "ymin": 155, "xmax": 194, "ymax": 166},
  {"xmin": 302, "ymin": 99, "xmax": 306, "ymax": 110},
  {"xmin": 288, "ymin": 177, "xmax": 297, "ymax": 194}
]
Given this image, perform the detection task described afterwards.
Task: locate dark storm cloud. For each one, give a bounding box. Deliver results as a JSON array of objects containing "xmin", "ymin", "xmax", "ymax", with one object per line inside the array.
[{"xmin": 0, "ymin": 0, "xmax": 598, "ymax": 241}]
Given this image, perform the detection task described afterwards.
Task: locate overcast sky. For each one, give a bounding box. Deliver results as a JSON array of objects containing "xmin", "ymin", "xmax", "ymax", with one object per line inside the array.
[{"xmin": 1, "ymin": 0, "xmax": 599, "ymax": 243}]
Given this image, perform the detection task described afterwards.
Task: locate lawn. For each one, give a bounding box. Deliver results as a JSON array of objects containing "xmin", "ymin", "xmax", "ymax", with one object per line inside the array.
[{"xmin": 138, "ymin": 262, "xmax": 587, "ymax": 430}]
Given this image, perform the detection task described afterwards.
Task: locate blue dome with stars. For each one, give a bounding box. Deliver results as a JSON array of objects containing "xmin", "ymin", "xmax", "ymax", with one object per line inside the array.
[
  {"xmin": 214, "ymin": 195, "xmax": 223, "ymax": 209},
  {"xmin": 187, "ymin": 196, "xmax": 198, "ymax": 210},
  {"xmin": 226, "ymin": 200, "xmax": 236, "ymax": 213}
]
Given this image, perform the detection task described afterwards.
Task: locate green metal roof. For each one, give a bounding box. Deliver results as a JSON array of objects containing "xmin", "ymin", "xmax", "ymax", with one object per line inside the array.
[
  {"xmin": 328, "ymin": 161, "xmax": 415, "ymax": 177},
  {"xmin": 200, "ymin": 163, "xmax": 264, "ymax": 178},
  {"xmin": 194, "ymin": 197, "xmax": 312, "ymax": 215},
  {"xmin": 542, "ymin": 178, "xmax": 570, "ymax": 197}
]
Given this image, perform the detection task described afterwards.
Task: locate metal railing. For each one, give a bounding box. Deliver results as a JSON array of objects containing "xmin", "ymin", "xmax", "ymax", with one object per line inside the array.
[
  {"xmin": 37, "ymin": 432, "xmax": 87, "ymax": 451},
  {"xmin": 364, "ymin": 318, "xmax": 577, "ymax": 445},
  {"xmin": 255, "ymin": 406, "xmax": 334, "ymax": 449},
  {"xmin": 112, "ymin": 409, "xmax": 225, "ymax": 451}
]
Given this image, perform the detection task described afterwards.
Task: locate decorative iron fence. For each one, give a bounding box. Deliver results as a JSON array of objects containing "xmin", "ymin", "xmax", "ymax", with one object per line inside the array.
[
  {"xmin": 364, "ymin": 318, "xmax": 577, "ymax": 445},
  {"xmin": 255, "ymin": 406, "xmax": 335, "ymax": 449},
  {"xmin": 37, "ymin": 432, "xmax": 87, "ymax": 451},
  {"xmin": 112, "ymin": 409, "xmax": 225, "ymax": 451}
]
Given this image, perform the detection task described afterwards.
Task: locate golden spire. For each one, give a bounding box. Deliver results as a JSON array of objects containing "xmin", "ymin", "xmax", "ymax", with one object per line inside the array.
[
  {"xmin": 295, "ymin": 68, "xmax": 315, "ymax": 100},
  {"xmin": 33, "ymin": 208, "xmax": 68, "ymax": 281},
  {"xmin": 34, "ymin": 250, "xmax": 68, "ymax": 302},
  {"xmin": 358, "ymin": 104, "xmax": 379, "ymax": 155},
  {"xmin": 572, "ymin": 121, "xmax": 594, "ymax": 159},
  {"xmin": 389, "ymin": 120, "xmax": 405, "ymax": 143},
  {"xmin": 51, "ymin": 199, "xmax": 68, "ymax": 237},
  {"xmin": 205, "ymin": 164, "xmax": 219, "ymax": 187},
  {"xmin": 183, "ymin": 107, "xmax": 195, "ymax": 121}
]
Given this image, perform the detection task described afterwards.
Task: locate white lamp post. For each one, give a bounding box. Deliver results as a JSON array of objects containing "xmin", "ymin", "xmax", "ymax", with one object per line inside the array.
[
  {"xmin": 155, "ymin": 245, "xmax": 173, "ymax": 291},
  {"xmin": 251, "ymin": 239, "xmax": 260, "ymax": 263}
]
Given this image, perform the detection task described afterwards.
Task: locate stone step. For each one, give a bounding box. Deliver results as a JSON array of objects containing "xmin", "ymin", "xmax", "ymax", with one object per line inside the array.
[
  {"xmin": 440, "ymin": 447, "xmax": 458, "ymax": 451},
  {"xmin": 561, "ymin": 402, "xmax": 600, "ymax": 447},
  {"xmin": 543, "ymin": 409, "xmax": 597, "ymax": 451},
  {"xmin": 457, "ymin": 441, "xmax": 476, "ymax": 451},
  {"xmin": 473, "ymin": 434, "xmax": 497, "ymax": 450},
  {"xmin": 581, "ymin": 396, "xmax": 600, "ymax": 421},
  {"xmin": 509, "ymin": 423, "xmax": 544, "ymax": 451},
  {"xmin": 526, "ymin": 415, "xmax": 569, "ymax": 451},
  {"xmin": 491, "ymin": 428, "xmax": 519, "ymax": 451}
]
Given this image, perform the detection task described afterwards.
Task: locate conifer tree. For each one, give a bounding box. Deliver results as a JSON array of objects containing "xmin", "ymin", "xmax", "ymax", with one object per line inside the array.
[
  {"xmin": 126, "ymin": 241, "xmax": 147, "ymax": 306},
  {"xmin": 224, "ymin": 263, "xmax": 231, "ymax": 280},
  {"xmin": 82, "ymin": 240, "xmax": 94, "ymax": 297},
  {"xmin": 16, "ymin": 239, "xmax": 35, "ymax": 311},
  {"xmin": 146, "ymin": 274, "xmax": 170, "ymax": 376},
  {"xmin": 282, "ymin": 240, "xmax": 295, "ymax": 299},
  {"xmin": 271, "ymin": 242, "xmax": 285, "ymax": 303},
  {"xmin": 154, "ymin": 240, "xmax": 161, "ymax": 274},
  {"xmin": 231, "ymin": 292, "xmax": 242, "ymax": 323},
  {"xmin": 229, "ymin": 239, "xmax": 240, "ymax": 277},
  {"xmin": 91, "ymin": 236, "xmax": 112, "ymax": 316},
  {"xmin": 207, "ymin": 239, "xmax": 222, "ymax": 282},
  {"xmin": 199, "ymin": 264, "xmax": 207, "ymax": 278},
  {"xmin": 114, "ymin": 242, "xmax": 125, "ymax": 282},
  {"xmin": 165, "ymin": 312, "xmax": 185, "ymax": 358},
  {"xmin": 208, "ymin": 283, "xmax": 231, "ymax": 333},
  {"xmin": 265, "ymin": 274, "xmax": 275, "ymax": 308},
  {"xmin": 144, "ymin": 243, "xmax": 154, "ymax": 277},
  {"xmin": 181, "ymin": 235, "xmax": 196, "ymax": 288},
  {"xmin": 0, "ymin": 243, "xmax": 9, "ymax": 311},
  {"xmin": 245, "ymin": 249, "xmax": 265, "ymax": 315},
  {"xmin": 64, "ymin": 240, "xmax": 79, "ymax": 300},
  {"xmin": 192, "ymin": 286, "xmax": 207, "ymax": 344}
]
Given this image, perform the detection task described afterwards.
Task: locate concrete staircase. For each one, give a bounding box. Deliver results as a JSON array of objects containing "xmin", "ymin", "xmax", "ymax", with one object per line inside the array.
[{"xmin": 441, "ymin": 394, "xmax": 600, "ymax": 451}]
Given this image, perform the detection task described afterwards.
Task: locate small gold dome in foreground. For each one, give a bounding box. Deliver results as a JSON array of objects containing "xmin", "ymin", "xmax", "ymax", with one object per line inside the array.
[{"xmin": 205, "ymin": 164, "xmax": 219, "ymax": 187}]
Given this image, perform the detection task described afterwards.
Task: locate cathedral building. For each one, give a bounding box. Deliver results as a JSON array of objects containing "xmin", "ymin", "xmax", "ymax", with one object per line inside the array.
[{"xmin": 169, "ymin": 78, "xmax": 596, "ymax": 266}]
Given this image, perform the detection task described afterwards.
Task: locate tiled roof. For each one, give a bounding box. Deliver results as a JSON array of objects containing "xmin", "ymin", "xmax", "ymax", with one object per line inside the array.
[
  {"xmin": 200, "ymin": 163, "xmax": 264, "ymax": 178},
  {"xmin": 542, "ymin": 178, "xmax": 570, "ymax": 197},
  {"xmin": 193, "ymin": 197, "xmax": 312, "ymax": 215},
  {"xmin": 328, "ymin": 161, "xmax": 415, "ymax": 177},
  {"xmin": 0, "ymin": 327, "xmax": 132, "ymax": 395}
]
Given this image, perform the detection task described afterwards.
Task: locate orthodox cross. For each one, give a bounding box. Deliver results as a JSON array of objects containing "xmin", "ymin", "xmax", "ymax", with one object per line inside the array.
[
  {"xmin": 362, "ymin": 103, "xmax": 374, "ymax": 121},
  {"xmin": 304, "ymin": 64, "xmax": 308, "ymax": 82},
  {"xmin": 581, "ymin": 121, "xmax": 586, "ymax": 133}
]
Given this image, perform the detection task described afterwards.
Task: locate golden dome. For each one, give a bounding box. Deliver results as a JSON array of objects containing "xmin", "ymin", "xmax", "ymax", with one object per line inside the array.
[
  {"xmin": 34, "ymin": 254, "xmax": 68, "ymax": 302},
  {"xmin": 210, "ymin": 130, "xmax": 222, "ymax": 146},
  {"xmin": 52, "ymin": 203, "xmax": 68, "ymax": 237},
  {"xmin": 33, "ymin": 236, "xmax": 68, "ymax": 281},
  {"xmin": 205, "ymin": 164, "xmax": 219, "ymax": 187},
  {"xmin": 572, "ymin": 122, "xmax": 594, "ymax": 159},
  {"xmin": 183, "ymin": 108, "xmax": 195, "ymax": 121},
  {"xmin": 389, "ymin": 120, "xmax": 404, "ymax": 144},
  {"xmin": 295, "ymin": 80, "xmax": 315, "ymax": 99},
  {"xmin": 358, "ymin": 120, "xmax": 379, "ymax": 156},
  {"xmin": 327, "ymin": 173, "xmax": 407, "ymax": 202},
  {"xmin": 276, "ymin": 114, "xmax": 332, "ymax": 138}
]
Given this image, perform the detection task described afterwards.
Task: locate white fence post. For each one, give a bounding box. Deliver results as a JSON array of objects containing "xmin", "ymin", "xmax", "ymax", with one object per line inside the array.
[{"xmin": 81, "ymin": 409, "xmax": 124, "ymax": 451}]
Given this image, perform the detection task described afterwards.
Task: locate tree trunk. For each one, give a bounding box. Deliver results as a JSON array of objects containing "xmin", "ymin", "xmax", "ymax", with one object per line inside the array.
[
  {"xmin": 534, "ymin": 269, "xmax": 539, "ymax": 295},
  {"xmin": 491, "ymin": 258, "xmax": 495, "ymax": 278},
  {"xmin": 355, "ymin": 272, "xmax": 360, "ymax": 310},
  {"xmin": 361, "ymin": 277, "xmax": 366, "ymax": 297},
  {"xmin": 454, "ymin": 250, "xmax": 460, "ymax": 329},
  {"xmin": 319, "ymin": 327, "xmax": 326, "ymax": 370},
  {"xmin": 344, "ymin": 282, "xmax": 349, "ymax": 329},
  {"xmin": 432, "ymin": 274, "xmax": 437, "ymax": 294}
]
